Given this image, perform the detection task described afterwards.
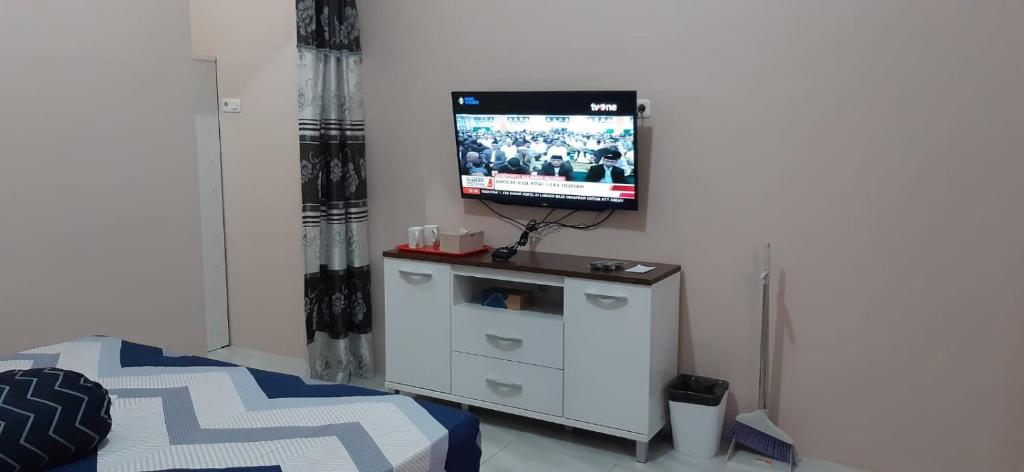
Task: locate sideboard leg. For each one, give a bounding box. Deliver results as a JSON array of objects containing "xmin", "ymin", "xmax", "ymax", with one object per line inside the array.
[{"xmin": 635, "ymin": 440, "xmax": 649, "ymax": 463}]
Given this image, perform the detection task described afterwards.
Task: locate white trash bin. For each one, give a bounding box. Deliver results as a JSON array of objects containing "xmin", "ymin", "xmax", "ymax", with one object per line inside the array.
[{"xmin": 668, "ymin": 374, "xmax": 729, "ymax": 458}]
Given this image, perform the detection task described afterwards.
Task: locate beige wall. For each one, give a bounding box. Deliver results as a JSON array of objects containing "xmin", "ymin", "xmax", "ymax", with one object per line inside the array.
[
  {"xmin": 0, "ymin": 0, "xmax": 206, "ymax": 355},
  {"xmin": 360, "ymin": 1, "xmax": 1024, "ymax": 470},
  {"xmin": 190, "ymin": 0, "xmax": 307, "ymax": 359},
  {"xmin": 1013, "ymin": 323, "xmax": 1024, "ymax": 471}
]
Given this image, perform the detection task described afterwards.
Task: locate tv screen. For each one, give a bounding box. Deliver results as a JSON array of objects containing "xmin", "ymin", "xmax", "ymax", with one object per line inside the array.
[{"xmin": 452, "ymin": 91, "xmax": 638, "ymax": 211}]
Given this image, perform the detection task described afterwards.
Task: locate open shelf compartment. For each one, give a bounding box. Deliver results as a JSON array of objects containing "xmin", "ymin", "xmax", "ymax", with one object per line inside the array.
[{"xmin": 453, "ymin": 272, "xmax": 564, "ymax": 317}]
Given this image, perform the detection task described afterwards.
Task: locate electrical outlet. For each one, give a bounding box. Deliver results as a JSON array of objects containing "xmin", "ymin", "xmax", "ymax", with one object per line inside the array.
[
  {"xmin": 637, "ymin": 99, "xmax": 652, "ymax": 118},
  {"xmin": 221, "ymin": 98, "xmax": 241, "ymax": 113}
]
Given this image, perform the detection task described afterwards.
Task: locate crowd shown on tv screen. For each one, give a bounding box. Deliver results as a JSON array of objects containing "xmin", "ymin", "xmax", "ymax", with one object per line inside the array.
[{"xmin": 456, "ymin": 130, "xmax": 635, "ymax": 184}]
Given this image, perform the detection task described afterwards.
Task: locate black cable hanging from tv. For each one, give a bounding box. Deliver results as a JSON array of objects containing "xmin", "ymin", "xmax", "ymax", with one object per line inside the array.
[{"xmin": 481, "ymin": 200, "xmax": 616, "ymax": 260}]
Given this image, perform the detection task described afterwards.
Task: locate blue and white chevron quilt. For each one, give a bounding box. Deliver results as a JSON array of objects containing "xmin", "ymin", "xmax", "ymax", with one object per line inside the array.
[{"xmin": 0, "ymin": 337, "xmax": 481, "ymax": 472}]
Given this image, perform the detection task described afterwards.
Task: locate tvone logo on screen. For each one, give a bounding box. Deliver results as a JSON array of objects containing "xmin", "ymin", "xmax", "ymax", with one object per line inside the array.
[{"xmin": 590, "ymin": 103, "xmax": 618, "ymax": 112}]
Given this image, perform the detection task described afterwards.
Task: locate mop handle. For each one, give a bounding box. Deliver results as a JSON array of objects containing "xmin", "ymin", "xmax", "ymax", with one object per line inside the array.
[{"xmin": 758, "ymin": 242, "xmax": 772, "ymax": 411}]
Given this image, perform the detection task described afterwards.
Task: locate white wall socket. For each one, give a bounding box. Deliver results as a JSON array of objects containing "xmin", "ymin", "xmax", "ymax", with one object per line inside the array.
[
  {"xmin": 637, "ymin": 99, "xmax": 652, "ymax": 118},
  {"xmin": 221, "ymin": 98, "xmax": 241, "ymax": 113}
]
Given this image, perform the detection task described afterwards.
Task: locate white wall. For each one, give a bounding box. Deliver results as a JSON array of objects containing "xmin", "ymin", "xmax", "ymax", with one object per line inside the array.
[
  {"xmin": 190, "ymin": 0, "xmax": 307, "ymax": 359},
  {"xmin": 359, "ymin": 1, "xmax": 1024, "ymax": 470},
  {"xmin": 0, "ymin": 0, "xmax": 206, "ymax": 355}
]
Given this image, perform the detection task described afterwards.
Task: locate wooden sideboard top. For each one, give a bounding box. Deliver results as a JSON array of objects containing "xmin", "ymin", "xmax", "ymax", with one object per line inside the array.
[{"xmin": 383, "ymin": 248, "xmax": 681, "ymax": 286}]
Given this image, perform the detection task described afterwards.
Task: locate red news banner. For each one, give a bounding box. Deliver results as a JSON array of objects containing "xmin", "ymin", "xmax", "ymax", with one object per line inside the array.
[{"xmin": 462, "ymin": 173, "xmax": 635, "ymax": 200}]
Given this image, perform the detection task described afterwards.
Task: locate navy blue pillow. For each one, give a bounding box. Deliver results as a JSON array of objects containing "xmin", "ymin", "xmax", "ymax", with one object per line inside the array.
[{"xmin": 0, "ymin": 368, "xmax": 112, "ymax": 471}]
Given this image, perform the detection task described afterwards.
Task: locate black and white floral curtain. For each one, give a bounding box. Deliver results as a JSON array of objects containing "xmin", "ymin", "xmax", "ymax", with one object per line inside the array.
[{"xmin": 297, "ymin": 0, "xmax": 371, "ymax": 382}]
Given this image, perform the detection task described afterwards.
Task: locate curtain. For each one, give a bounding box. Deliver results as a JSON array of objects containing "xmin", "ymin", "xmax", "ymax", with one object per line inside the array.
[{"xmin": 296, "ymin": 0, "xmax": 371, "ymax": 382}]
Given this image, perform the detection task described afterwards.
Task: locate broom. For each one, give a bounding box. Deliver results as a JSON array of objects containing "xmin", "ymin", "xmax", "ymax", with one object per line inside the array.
[{"xmin": 725, "ymin": 242, "xmax": 796, "ymax": 471}]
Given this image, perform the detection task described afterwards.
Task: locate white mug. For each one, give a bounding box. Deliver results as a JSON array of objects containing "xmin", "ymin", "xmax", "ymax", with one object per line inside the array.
[
  {"xmin": 422, "ymin": 225, "xmax": 439, "ymax": 246},
  {"xmin": 408, "ymin": 226, "xmax": 423, "ymax": 248}
]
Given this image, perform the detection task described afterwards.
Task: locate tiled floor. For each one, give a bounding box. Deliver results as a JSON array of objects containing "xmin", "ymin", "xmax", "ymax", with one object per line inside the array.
[{"xmin": 208, "ymin": 346, "xmax": 870, "ymax": 472}]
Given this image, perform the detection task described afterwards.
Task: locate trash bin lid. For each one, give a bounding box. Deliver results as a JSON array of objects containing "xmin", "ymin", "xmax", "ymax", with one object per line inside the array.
[{"xmin": 668, "ymin": 374, "xmax": 729, "ymax": 406}]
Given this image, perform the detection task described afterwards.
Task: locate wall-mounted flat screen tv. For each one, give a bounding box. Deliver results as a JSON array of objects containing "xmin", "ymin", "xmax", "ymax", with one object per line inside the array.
[{"xmin": 451, "ymin": 91, "xmax": 638, "ymax": 211}]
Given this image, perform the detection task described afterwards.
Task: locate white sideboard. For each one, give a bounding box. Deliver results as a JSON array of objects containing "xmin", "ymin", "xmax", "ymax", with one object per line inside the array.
[{"xmin": 383, "ymin": 250, "xmax": 681, "ymax": 462}]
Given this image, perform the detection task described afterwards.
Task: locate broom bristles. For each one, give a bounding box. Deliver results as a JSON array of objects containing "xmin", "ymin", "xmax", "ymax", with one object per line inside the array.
[{"xmin": 726, "ymin": 421, "xmax": 794, "ymax": 464}]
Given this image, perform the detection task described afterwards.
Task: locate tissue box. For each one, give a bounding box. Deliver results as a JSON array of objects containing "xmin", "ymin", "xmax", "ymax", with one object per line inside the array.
[
  {"xmin": 439, "ymin": 229, "xmax": 484, "ymax": 253},
  {"xmin": 481, "ymin": 287, "xmax": 531, "ymax": 310}
]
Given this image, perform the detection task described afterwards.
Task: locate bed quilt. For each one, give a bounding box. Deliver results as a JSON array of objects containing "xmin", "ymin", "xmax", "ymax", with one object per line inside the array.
[{"xmin": 0, "ymin": 337, "xmax": 480, "ymax": 472}]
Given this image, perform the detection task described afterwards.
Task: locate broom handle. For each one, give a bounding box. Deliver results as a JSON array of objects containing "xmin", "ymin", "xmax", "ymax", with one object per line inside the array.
[{"xmin": 758, "ymin": 242, "xmax": 772, "ymax": 411}]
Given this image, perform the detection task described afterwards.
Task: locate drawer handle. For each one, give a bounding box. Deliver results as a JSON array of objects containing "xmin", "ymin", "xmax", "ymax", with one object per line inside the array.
[
  {"xmin": 398, "ymin": 269, "xmax": 432, "ymax": 279},
  {"xmin": 485, "ymin": 378, "xmax": 523, "ymax": 390},
  {"xmin": 485, "ymin": 333, "xmax": 523, "ymax": 344},
  {"xmin": 584, "ymin": 291, "xmax": 628, "ymax": 302}
]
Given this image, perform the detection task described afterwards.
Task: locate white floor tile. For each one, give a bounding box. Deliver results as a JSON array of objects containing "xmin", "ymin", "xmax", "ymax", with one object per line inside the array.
[
  {"xmin": 482, "ymin": 440, "xmax": 618, "ymax": 472},
  {"xmin": 521, "ymin": 421, "xmax": 637, "ymax": 460},
  {"xmin": 492, "ymin": 422, "xmax": 634, "ymax": 470},
  {"xmin": 204, "ymin": 347, "xmax": 869, "ymax": 472},
  {"xmin": 207, "ymin": 345, "xmax": 308, "ymax": 377},
  {"xmin": 613, "ymin": 437, "xmax": 729, "ymax": 472},
  {"xmin": 477, "ymin": 411, "xmax": 526, "ymax": 463},
  {"xmin": 792, "ymin": 457, "xmax": 873, "ymax": 472},
  {"xmin": 614, "ymin": 440, "xmax": 873, "ymax": 472},
  {"xmin": 479, "ymin": 430, "xmax": 511, "ymax": 464}
]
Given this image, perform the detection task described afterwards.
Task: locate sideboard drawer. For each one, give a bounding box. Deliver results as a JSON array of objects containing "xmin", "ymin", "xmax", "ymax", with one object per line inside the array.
[
  {"xmin": 451, "ymin": 352, "xmax": 563, "ymax": 416},
  {"xmin": 452, "ymin": 304, "xmax": 563, "ymax": 369}
]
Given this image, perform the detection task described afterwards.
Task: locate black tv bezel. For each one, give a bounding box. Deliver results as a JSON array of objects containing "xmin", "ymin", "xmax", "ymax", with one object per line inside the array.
[{"xmin": 451, "ymin": 90, "xmax": 639, "ymax": 212}]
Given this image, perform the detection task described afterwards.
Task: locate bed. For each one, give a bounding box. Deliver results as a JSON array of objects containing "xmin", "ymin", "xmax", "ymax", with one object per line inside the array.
[{"xmin": 1, "ymin": 336, "xmax": 481, "ymax": 472}]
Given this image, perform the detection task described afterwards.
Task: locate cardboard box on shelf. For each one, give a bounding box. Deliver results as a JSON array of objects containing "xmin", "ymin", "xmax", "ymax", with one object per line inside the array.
[{"xmin": 481, "ymin": 287, "xmax": 532, "ymax": 310}]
